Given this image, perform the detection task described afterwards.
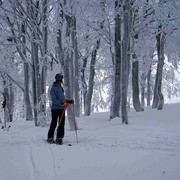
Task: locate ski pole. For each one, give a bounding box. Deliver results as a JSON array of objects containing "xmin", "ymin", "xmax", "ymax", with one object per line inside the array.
[
  {"xmin": 58, "ymin": 104, "xmax": 68, "ymax": 127},
  {"xmin": 72, "ymin": 103, "xmax": 78, "ymax": 143}
]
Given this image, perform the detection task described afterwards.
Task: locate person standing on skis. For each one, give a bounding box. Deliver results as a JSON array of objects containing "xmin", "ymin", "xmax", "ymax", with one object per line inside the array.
[{"xmin": 47, "ymin": 73, "xmax": 74, "ymax": 144}]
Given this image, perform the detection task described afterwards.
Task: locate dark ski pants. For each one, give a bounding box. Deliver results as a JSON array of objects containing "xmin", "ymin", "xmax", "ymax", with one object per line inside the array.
[{"xmin": 48, "ymin": 109, "xmax": 65, "ymax": 139}]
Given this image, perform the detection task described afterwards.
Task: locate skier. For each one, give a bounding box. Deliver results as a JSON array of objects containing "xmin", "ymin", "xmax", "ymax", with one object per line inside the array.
[{"xmin": 47, "ymin": 73, "xmax": 74, "ymax": 145}]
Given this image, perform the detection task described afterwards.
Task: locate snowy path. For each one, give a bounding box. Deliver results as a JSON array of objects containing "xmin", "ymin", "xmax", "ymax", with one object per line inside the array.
[{"xmin": 0, "ymin": 104, "xmax": 180, "ymax": 180}]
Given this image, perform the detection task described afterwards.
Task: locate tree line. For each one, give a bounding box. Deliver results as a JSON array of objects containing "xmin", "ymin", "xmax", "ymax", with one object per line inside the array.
[{"xmin": 0, "ymin": 0, "xmax": 180, "ymax": 128}]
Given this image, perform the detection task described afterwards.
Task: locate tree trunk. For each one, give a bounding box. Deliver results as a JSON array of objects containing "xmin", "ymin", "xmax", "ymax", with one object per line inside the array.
[
  {"xmin": 21, "ymin": 22, "xmax": 33, "ymax": 121},
  {"xmin": 121, "ymin": 0, "xmax": 131, "ymax": 124},
  {"xmin": 70, "ymin": 51, "xmax": 74, "ymax": 98},
  {"xmin": 84, "ymin": 0, "xmax": 105, "ymax": 116},
  {"xmin": 3, "ymin": 79, "xmax": 10, "ymax": 124},
  {"xmin": 63, "ymin": 61, "xmax": 78, "ymax": 131},
  {"xmin": 65, "ymin": 13, "xmax": 78, "ymax": 130},
  {"xmin": 30, "ymin": 1, "xmax": 40, "ymax": 126},
  {"xmin": 40, "ymin": 0, "xmax": 48, "ymax": 125},
  {"xmin": 29, "ymin": 0, "xmax": 47, "ymax": 126},
  {"xmin": 140, "ymin": 62, "xmax": 146, "ymax": 108},
  {"xmin": 31, "ymin": 41, "xmax": 39, "ymax": 126},
  {"xmin": 71, "ymin": 16, "xmax": 80, "ymax": 117},
  {"xmin": 147, "ymin": 65, "xmax": 151, "ymax": 106},
  {"xmin": 110, "ymin": 0, "xmax": 121, "ymax": 119},
  {"xmin": 24, "ymin": 62, "xmax": 33, "ymax": 121},
  {"xmin": 141, "ymin": 75, "xmax": 145, "ymax": 108},
  {"xmin": 157, "ymin": 33, "xmax": 165, "ymax": 110},
  {"xmin": 132, "ymin": 60, "xmax": 144, "ymax": 112},
  {"xmin": 56, "ymin": 1, "xmax": 78, "ymax": 130},
  {"xmin": 56, "ymin": 27, "xmax": 76, "ymax": 130},
  {"xmin": 9, "ymin": 84, "xmax": 14, "ymax": 122},
  {"xmin": 85, "ymin": 39, "xmax": 101, "ymax": 116},
  {"xmin": 41, "ymin": 0, "xmax": 48, "ymax": 109},
  {"xmin": 152, "ymin": 33, "xmax": 165, "ymax": 110},
  {"xmin": 81, "ymin": 56, "xmax": 88, "ymax": 113},
  {"xmin": 146, "ymin": 49, "xmax": 153, "ymax": 106}
]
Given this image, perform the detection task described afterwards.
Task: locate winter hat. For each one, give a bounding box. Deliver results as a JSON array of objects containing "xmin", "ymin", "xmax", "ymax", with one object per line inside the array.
[{"xmin": 55, "ymin": 73, "xmax": 64, "ymax": 82}]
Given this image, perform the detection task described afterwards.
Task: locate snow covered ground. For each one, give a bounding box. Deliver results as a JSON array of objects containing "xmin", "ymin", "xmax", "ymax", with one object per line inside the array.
[{"xmin": 0, "ymin": 103, "xmax": 180, "ymax": 180}]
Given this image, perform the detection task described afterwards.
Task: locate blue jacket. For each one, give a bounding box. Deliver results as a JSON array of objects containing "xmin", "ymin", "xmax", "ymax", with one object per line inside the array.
[{"xmin": 50, "ymin": 82, "xmax": 67, "ymax": 110}]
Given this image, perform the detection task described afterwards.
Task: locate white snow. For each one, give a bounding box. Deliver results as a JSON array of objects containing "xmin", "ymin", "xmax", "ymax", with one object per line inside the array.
[{"xmin": 0, "ymin": 103, "xmax": 180, "ymax": 180}]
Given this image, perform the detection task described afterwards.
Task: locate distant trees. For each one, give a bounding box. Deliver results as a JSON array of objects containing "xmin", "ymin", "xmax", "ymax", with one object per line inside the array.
[
  {"xmin": 0, "ymin": 0, "xmax": 180, "ymax": 126},
  {"xmin": 0, "ymin": 0, "xmax": 49, "ymax": 126}
]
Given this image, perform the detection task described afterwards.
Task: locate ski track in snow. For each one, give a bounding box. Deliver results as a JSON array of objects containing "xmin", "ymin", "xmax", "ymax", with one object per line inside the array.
[
  {"xmin": 48, "ymin": 145, "xmax": 58, "ymax": 180},
  {"xmin": 0, "ymin": 104, "xmax": 180, "ymax": 180},
  {"xmin": 28, "ymin": 144, "xmax": 39, "ymax": 180}
]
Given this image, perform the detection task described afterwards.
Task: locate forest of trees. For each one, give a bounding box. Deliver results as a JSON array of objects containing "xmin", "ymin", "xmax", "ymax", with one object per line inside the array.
[{"xmin": 0, "ymin": 0, "xmax": 180, "ymax": 128}]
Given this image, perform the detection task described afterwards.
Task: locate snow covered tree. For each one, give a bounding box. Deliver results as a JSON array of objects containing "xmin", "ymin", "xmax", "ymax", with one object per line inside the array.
[
  {"xmin": 84, "ymin": 0, "xmax": 105, "ymax": 116},
  {"xmin": 55, "ymin": 0, "xmax": 79, "ymax": 130},
  {"xmin": 0, "ymin": 0, "xmax": 52, "ymax": 125},
  {"xmin": 0, "ymin": 0, "xmax": 180, "ymax": 127},
  {"xmin": 0, "ymin": 0, "xmax": 33, "ymax": 122},
  {"xmin": 152, "ymin": 0, "xmax": 169, "ymax": 110}
]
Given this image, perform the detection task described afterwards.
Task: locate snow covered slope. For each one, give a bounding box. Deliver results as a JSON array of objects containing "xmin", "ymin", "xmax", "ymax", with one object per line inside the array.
[{"xmin": 0, "ymin": 103, "xmax": 180, "ymax": 180}]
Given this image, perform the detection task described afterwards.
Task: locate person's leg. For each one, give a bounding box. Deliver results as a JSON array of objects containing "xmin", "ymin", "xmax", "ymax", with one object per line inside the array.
[
  {"xmin": 48, "ymin": 110, "xmax": 58, "ymax": 140},
  {"xmin": 56, "ymin": 110, "xmax": 65, "ymax": 143}
]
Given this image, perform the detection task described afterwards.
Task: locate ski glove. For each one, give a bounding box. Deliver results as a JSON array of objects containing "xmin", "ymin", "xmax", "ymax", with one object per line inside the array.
[
  {"xmin": 61, "ymin": 102, "xmax": 68, "ymax": 107},
  {"xmin": 67, "ymin": 99, "xmax": 74, "ymax": 104},
  {"xmin": 61, "ymin": 99, "xmax": 74, "ymax": 107}
]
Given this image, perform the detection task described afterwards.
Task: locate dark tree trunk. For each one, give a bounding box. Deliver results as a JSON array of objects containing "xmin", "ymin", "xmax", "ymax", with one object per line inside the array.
[
  {"xmin": 121, "ymin": 0, "xmax": 131, "ymax": 124},
  {"xmin": 140, "ymin": 73, "xmax": 146, "ymax": 108},
  {"xmin": 71, "ymin": 16, "xmax": 80, "ymax": 117},
  {"xmin": 85, "ymin": 39, "xmax": 101, "ymax": 116},
  {"xmin": 21, "ymin": 22, "xmax": 33, "ymax": 121},
  {"xmin": 81, "ymin": 56, "xmax": 88, "ymax": 113},
  {"xmin": 132, "ymin": 60, "xmax": 144, "ymax": 112},
  {"xmin": 152, "ymin": 33, "xmax": 165, "ymax": 110},
  {"xmin": 110, "ymin": 0, "xmax": 121, "ymax": 119},
  {"xmin": 147, "ymin": 65, "xmax": 151, "ymax": 106}
]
